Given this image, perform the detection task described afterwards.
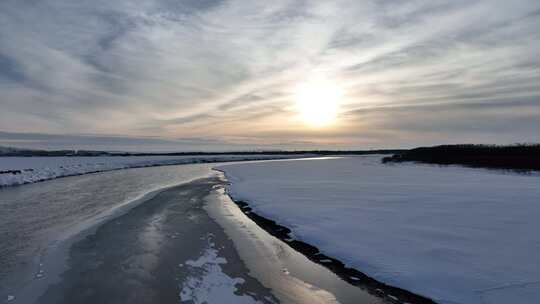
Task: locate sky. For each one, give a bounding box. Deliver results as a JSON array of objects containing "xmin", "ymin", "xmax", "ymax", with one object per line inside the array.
[{"xmin": 1, "ymin": 0, "xmax": 539, "ymax": 152}]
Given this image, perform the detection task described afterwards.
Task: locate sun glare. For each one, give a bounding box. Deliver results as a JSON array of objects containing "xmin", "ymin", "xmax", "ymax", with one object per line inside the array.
[{"xmin": 294, "ymin": 79, "xmax": 343, "ymax": 127}]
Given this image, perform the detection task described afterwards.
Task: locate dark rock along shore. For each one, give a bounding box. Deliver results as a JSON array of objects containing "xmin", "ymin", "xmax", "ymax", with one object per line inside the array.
[{"xmin": 230, "ymin": 200, "xmax": 437, "ymax": 304}]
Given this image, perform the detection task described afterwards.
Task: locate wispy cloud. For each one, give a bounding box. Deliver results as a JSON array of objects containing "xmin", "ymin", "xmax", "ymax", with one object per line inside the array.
[{"xmin": 1, "ymin": 0, "xmax": 539, "ymax": 150}]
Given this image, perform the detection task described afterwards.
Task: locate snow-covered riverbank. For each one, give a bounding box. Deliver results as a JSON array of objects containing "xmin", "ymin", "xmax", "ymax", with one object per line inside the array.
[
  {"xmin": 217, "ymin": 156, "xmax": 540, "ymax": 304},
  {"xmin": 0, "ymin": 155, "xmax": 307, "ymax": 187}
]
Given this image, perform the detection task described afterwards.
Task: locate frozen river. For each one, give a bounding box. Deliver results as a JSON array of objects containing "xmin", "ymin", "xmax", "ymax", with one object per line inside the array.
[
  {"xmin": 0, "ymin": 159, "xmax": 389, "ymax": 304},
  {"xmin": 5, "ymin": 155, "xmax": 537, "ymax": 304},
  {"xmin": 0, "ymin": 163, "xmax": 214, "ymax": 301}
]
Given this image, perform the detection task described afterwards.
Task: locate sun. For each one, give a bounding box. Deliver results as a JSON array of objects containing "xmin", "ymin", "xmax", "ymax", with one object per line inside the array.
[{"xmin": 294, "ymin": 79, "xmax": 343, "ymax": 127}]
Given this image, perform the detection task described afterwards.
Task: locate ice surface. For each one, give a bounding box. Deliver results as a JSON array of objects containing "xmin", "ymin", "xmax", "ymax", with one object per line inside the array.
[
  {"xmin": 180, "ymin": 234, "xmax": 263, "ymax": 304},
  {"xmin": 218, "ymin": 156, "xmax": 540, "ymax": 304},
  {"xmin": 0, "ymin": 155, "xmax": 304, "ymax": 187}
]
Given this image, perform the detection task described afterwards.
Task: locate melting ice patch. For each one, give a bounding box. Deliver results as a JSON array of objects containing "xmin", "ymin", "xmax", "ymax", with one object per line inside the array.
[{"xmin": 179, "ymin": 236, "xmax": 262, "ymax": 304}]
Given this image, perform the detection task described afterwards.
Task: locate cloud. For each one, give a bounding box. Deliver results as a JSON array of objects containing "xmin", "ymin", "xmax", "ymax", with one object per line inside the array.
[
  {"xmin": 1, "ymin": 0, "xmax": 539, "ymax": 149},
  {"xmin": 0, "ymin": 131, "xmax": 338, "ymax": 152},
  {"xmin": 0, "ymin": 131, "xmax": 242, "ymax": 152}
]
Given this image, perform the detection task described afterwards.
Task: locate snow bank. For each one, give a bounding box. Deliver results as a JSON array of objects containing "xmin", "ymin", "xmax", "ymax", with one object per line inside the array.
[
  {"xmin": 0, "ymin": 155, "xmax": 305, "ymax": 187},
  {"xmin": 217, "ymin": 156, "xmax": 540, "ymax": 304}
]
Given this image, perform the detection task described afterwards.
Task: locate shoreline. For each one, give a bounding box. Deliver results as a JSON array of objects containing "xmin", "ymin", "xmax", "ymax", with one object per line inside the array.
[
  {"xmin": 206, "ymin": 180, "xmax": 390, "ymax": 304},
  {"xmin": 215, "ymin": 171, "xmax": 437, "ymax": 304}
]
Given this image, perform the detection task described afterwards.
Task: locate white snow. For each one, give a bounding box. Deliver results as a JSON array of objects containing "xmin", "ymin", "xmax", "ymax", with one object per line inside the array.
[
  {"xmin": 179, "ymin": 234, "xmax": 264, "ymax": 304},
  {"xmin": 217, "ymin": 156, "xmax": 540, "ymax": 304},
  {"xmin": 0, "ymin": 154, "xmax": 306, "ymax": 187}
]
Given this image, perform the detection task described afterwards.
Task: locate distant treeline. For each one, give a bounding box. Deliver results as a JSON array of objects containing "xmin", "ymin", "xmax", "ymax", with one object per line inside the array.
[
  {"xmin": 0, "ymin": 147, "xmax": 404, "ymax": 157},
  {"xmin": 383, "ymin": 144, "xmax": 540, "ymax": 171}
]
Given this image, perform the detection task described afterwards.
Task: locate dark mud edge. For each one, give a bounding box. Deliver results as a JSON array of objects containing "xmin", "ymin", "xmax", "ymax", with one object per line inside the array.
[{"xmin": 225, "ymin": 197, "xmax": 437, "ymax": 304}]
